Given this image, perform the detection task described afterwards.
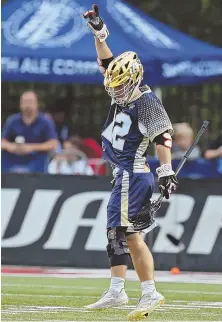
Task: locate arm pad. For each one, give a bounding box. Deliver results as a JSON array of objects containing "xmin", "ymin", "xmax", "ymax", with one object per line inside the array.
[
  {"xmin": 101, "ymin": 57, "xmax": 114, "ymax": 69},
  {"xmin": 154, "ymin": 131, "xmax": 172, "ymax": 149}
]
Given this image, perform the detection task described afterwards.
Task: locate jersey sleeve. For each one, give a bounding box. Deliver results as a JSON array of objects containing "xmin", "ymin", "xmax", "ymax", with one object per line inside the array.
[{"xmin": 137, "ymin": 92, "xmax": 173, "ymax": 142}]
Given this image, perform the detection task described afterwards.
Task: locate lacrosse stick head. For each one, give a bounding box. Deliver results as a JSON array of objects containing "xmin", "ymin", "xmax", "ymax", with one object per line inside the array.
[{"xmin": 130, "ymin": 199, "xmax": 161, "ymax": 231}]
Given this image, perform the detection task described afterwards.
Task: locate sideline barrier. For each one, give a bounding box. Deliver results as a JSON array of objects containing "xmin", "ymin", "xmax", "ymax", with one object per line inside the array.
[
  {"xmin": 148, "ymin": 158, "xmax": 222, "ymax": 178},
  {"xmin": 1, "ymin": 173, "xmax": 222, "ymax": 272}
]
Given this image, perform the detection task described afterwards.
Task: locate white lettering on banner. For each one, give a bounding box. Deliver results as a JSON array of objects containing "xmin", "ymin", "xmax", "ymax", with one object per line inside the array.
[
  {"xmin": 20, "ymin": 58, "xmax": 50, "ymax": 74},
  {"xmin": 187, "ymin": 196, "xmax": 222, "ymax": 254},
  {"xmin": 44, "ymin": 192, "xmax": 109, "ymax": 250},
  {"xmin": 52, "ymin": 60, "xmax": 98, "ymax": 75},
  {"xmin": 1, "ymin": 188, "xmax": 221, "ymax": 255},
  {"xmin": 107, "ymin": 0, "xmax": 180, "ymax": 49},
  {"xmin": 162, "ymin": 61, "xmax": 222, "ymax": 78},
  {"xmin": 1, "ymin": 57, "xmax": 99, "ymax": 76},
  {"xmin": 152, "ymin": 194, "xmax": 195, "ymax": 253},
  {"xmin": 1, "ymin": 57, "xmax": 20, "ymax": 73},
  {"xmin": 1, "ymin": 189, "xmax": 20, "ymax": 238},
  {"xmin": 1, "ymin": 190, "xmax": 62, "ymax": 248},
  {"xmin": 2, "ymin": 0, "xmax": 88, "ymax": 48}
]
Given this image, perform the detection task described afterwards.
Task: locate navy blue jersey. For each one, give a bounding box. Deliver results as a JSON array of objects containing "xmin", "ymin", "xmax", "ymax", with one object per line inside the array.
[{"xmin": 102, "ymin": 86, "xmax": 173, "ymax": 173}]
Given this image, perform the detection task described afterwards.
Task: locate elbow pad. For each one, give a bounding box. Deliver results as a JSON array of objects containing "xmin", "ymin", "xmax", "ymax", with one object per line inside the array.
[
  {"xmin": 97, "ymin": 57, "xmax": 114, "ymax": 74},
  {"xmin": 154, "ymin": 131, "xmax": 172, "ymax": 149}
]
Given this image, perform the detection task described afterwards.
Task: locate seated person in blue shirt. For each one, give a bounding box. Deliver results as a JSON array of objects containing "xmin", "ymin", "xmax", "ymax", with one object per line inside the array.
[{"xmin": 1, "ymin": 91, "xmax": 58, "ymax": 173}]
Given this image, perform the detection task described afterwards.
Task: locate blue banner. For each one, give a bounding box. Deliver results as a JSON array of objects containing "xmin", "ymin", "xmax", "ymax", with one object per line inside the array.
[{"xmin": 2, "ymin": 0, "xmax": 222, "ymax": 85}]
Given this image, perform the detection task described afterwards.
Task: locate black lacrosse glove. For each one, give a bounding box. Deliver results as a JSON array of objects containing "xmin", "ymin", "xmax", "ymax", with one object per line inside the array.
[
  {"xmin": 156, "ymin": 164, "xmax": 178, "ymax": 199},
  {"xmin": 83, "ymin": 4, "xmax": 109, "ymax": 42}
]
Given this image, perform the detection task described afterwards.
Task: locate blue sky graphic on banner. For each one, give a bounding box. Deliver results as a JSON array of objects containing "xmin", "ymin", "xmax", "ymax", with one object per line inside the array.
[{"xmin": 2, "ymin": 0, "xmax": 222, "ymax": 85}]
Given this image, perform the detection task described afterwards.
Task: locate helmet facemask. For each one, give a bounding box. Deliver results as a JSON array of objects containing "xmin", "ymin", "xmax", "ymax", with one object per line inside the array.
[
  {"xmin": 104, "ymin": 51, "xmax": 143, "ymax": 107},
  {"xmin": 105, "ymin": 76, "xmax": 141, "ymax": 107}
]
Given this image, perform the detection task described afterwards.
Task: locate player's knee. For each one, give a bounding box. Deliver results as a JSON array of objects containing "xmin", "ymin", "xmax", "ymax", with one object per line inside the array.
[
  {"xmin": 126, "ymin": 231, "xmax": 143, "ymax": 243},
  {"xmin": 106, "ymin": 227, "xmax": 129, "ymax": 256},
  {"xmin": 106, "ymin": 227, "xmax": 130, "ymax": 267}
]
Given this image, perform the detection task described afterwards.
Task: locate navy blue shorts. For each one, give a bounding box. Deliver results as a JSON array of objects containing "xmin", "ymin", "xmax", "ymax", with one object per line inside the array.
[{"xmin": 107, "ymin": 170, "xmax": 155, "ymax": 228}]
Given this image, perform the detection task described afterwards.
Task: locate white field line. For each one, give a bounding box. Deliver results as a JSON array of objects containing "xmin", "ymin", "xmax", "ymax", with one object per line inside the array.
[
  {"xmin": 2, "ymin": 267, "xmax": 222, "ymax": 284},
  {"xmin": 163, "ymin": 289, "xmax": 222, "ymax": 295},
  {"xmin": 2, "ymin": 293, "xmax": 222, "ymax": 309},
  {"xmin": 2, "ymin": 304, "xmax": 222, "ymax": 318},
  {"xmin": 2, "ymin": 283, "xmax": 98, "ymax": 290},
  {"xmin": 2, "ymin": 305, "xmax": 222, "ymax": 322},
  {"xmin": 1, "ymin": 306, "xmax": 221, "ymax": 314},
  {"xmin": 2, "ymin": 293, "xmax": 98, "ymax": 299},
  {"xmin": 3, "ymin": 300, "xmax": 222, "ymax": 306},
  {"xmin": 2, "ymin": 283, "xmax": 222, "ymax": 295}
]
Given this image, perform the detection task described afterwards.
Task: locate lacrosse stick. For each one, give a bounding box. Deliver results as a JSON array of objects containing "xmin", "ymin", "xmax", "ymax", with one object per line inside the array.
[{"xmin": 132, "ymin": 120, "xmax": 209, "ymax": 232}]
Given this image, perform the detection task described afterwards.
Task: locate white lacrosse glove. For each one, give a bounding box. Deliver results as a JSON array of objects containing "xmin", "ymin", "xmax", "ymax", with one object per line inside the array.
[
  {"xmin": 156, "ymin": 164, "xmax": 178, "ymax": 199},
  {"xmin": 83, "ymin": 4, "xmax": 109, "ymax": 42}
]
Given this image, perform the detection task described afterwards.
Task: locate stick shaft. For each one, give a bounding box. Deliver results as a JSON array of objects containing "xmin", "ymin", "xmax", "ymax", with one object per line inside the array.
[{"xmin": 158, "ymin": 120, "xmax": 209, "ymax": 202}]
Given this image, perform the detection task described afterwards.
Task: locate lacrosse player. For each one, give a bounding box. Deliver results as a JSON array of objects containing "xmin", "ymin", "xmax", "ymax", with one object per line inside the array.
[{"xmin": 83, "ymin": 5, "xmax": 178, "ymax": 320}]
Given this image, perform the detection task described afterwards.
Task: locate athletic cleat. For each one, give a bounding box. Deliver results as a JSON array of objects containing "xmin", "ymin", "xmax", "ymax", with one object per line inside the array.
[
  {"xmin": 127, "ymin": 291, "xmax": 164, "ymax": 321},
  {"xmin": 84, "ymin": 288, "xmax": 128, "ymax": 309}
]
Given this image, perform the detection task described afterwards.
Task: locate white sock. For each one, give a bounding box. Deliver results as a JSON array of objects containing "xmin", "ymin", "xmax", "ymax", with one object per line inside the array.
[
  {"xmin": 141, "ymin": 280, "xmax": 156, "ymax": 296},
  {"xmin": 109, "ymin": 277, "xmax": 125, "ymax": 293}
]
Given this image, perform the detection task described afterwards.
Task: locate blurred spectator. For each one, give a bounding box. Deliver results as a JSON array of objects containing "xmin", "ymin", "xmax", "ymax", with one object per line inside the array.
[
  {"xmin": 172, "ymin": 122, "xmax": 201, "ymax": 160},
  {"xmin": 204, "ymin": 132, "xmax": 222, "ymax": 173},
  {"xmin": 70, "ymin": 135, "xmax": 106, "ymax": 175},
  {"xmin": 48, "ymin": 141, "xmax": 94, "ymax": 175},
  {"xmin": 1, "ymin": 91, "xmax": 58, "ymax": 173},
  {"xmin": 204, "ymin": 133, "xmax": 222, "ymax": 160},
  {"xmin": 70, "ymin": 136, "xmax": 102, "ymax": 158},
  {"xmin": 45, "ymin": 99, "xmax": 71, "ymax": 148}
]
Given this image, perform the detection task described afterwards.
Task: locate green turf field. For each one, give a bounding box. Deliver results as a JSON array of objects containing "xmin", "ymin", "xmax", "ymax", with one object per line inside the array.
[{"xmin": 1, "ymin": 276, "xmax": 222, "ymax": 321}]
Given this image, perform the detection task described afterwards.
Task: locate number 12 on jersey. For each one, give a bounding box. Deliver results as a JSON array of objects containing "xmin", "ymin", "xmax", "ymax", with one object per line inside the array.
[{"xmin": 102, "ymin": 112, "xmax": 132, "ymax": 151}]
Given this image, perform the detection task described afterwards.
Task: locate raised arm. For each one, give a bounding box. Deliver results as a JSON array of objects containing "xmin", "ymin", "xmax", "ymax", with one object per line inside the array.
[
  {"xmin": 95, "ymin": 38, "xmax": 113, "ymax": 59},
  {"xmin": 83, "ymin": 4, "xmax": 114, "ymax": 75}
]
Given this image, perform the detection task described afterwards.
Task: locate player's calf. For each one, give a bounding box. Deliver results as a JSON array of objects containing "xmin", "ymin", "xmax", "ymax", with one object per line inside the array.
[
  {"xmin": 107, "ymin": 227, "xmax": 130, "ymax": 292},
  {"xmin": 84, "ymin": 227, "xmax": 130, "ymax": 309}
]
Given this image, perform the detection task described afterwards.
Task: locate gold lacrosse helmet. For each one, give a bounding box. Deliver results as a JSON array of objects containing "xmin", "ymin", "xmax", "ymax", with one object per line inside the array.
[{"xmin": 104, "ymin": 51, "xmax": 143, "ymax": 107}]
